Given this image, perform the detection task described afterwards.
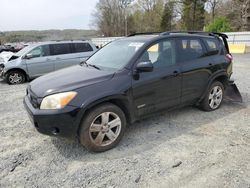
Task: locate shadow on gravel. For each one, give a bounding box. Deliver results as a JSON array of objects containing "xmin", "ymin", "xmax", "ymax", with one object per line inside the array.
[{"xmin": 51, "ymin": 97, "xmax": 247, "ymax": 162}]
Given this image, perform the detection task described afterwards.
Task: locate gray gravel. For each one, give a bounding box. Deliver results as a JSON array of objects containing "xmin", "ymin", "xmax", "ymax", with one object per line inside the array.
[{"xmin": 0, "ymin": 54, "xmax": 250, "ymax": 188}]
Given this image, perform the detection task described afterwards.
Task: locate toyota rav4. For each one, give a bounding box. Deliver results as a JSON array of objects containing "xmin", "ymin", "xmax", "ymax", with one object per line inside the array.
[{"xmin": 24, "ymin": 31, "xmax": 241, "ymax": 152}]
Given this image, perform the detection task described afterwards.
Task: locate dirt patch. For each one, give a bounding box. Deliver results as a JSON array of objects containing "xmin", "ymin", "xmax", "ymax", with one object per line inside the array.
[{"xmin": 0, "ymin": 54, "xmax": 250, "ymax": 188}]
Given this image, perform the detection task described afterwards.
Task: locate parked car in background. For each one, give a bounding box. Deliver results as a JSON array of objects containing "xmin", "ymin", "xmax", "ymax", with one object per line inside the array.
[
  {"xmin": 0, "ymin": 45, "xmax": 12, "ymax": 53},
  {"xmin": 24, "ymin": 31, "xmax": 242, "ymax": 152},
  {"xmin": 0, "ymin": 41, "xmax": 97, "ymax": 84}
]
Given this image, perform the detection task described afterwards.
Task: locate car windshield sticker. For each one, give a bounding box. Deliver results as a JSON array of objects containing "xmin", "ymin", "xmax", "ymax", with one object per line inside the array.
[{"xmin": 129, "ymin": 42, "xmax": 144, "ymax": 51}]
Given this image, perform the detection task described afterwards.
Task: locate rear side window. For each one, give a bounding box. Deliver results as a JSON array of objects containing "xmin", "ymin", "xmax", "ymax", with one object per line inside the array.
[
  {"xmin": 204, "ymin": 38, "xmax": 219, "ymax": 56},
  {"xmin": 177, "ymin": 38, "xmax": 205, "ymax": 63},
  {"xmin": 50, "ymin": 43, "xmax": 71, "ymax": 55},
  {"xmin": 73, "ymin": 43, "xmax": 93, "ymax": 53}
]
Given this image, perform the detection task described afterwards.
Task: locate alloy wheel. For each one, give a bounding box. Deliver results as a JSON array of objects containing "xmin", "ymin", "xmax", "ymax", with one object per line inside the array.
[
  {"xmin": 9, "ymin": 73, "xmax": 23, "ymax": 84},
  {"xmin": 208, "ymin": 85, "xmax": 223, "ymax": 109},
  {"xmin": 89, "ymin": 112, "xmax": 122, "ymax": 147}
]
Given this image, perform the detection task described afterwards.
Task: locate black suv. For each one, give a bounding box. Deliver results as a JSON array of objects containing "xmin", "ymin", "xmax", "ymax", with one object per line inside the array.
[{"xmin": 24, "ymin": 31, "xmax": 235, "ymax": 152}]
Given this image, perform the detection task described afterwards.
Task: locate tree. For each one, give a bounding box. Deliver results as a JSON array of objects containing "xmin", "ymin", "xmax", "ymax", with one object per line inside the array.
[
  {"xmin": 181, "ymin": 0, "xmax": 206, "ymax": 31},
  {"xmin": 207, "ymin": 0, "xmax": 219, "ymax": 21},
  {"xmin": 215, "ymin": 0, "xmax": 250, "ymax": 31},
  {"xmin": 205, "ymin": 17, "xmax": 233, "ymax": 32},
  {"xmin": 93, "ymin": 0, "xmax": 126, "ymax": 37},
  {"xmin": 240, "ymin": 0, "xmax": 250, "ymax": 31},
  {"xmin": 160, "ymin": 1, "xmax": 175, "ymax": 31}
]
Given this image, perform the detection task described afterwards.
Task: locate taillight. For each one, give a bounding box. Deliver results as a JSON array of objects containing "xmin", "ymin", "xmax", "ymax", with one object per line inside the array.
[{"xmin": 226, "ymin": 53, "xmax": 233, "ymax": 62}]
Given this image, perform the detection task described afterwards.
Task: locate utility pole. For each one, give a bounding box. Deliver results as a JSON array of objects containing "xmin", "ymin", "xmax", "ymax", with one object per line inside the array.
[{"xmin": 120, "ymin": 0, "xmax": 134, "ymax": 36}]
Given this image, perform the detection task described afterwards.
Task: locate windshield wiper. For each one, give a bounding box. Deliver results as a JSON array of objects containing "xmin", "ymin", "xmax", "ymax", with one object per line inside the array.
[
  {"xmin": 80, "ymin": 61, "xmax": 100, "ymax": 70},
  {"xmin": 88, "ymin": 63, "xmax": 101, "ymax": 70},
  {"xmin": 80, "ymin": 61, "xmax": 88, "ymax": 67}
]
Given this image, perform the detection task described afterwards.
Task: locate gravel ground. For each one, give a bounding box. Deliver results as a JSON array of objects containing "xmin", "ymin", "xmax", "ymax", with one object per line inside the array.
[{"xmin": 0, "ymin": 54, "xmax": 250, "ymax": 188}]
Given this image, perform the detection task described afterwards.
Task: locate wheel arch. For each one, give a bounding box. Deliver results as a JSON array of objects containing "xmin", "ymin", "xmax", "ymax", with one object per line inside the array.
[
  {"xmin": 198, "ymin": 71, "xmax": 229, "ymax": 103},
  {"xmin": 76, "ymin": 95, "xmax": 135, "ymax": 137},
  {"xmin": 6, "ymin": 68, "xmax": 28, "ymax": 81}
]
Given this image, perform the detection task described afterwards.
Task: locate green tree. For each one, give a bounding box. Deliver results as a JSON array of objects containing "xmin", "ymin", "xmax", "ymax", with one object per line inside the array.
[
  {"xmin": 181, "ymin": 0, "xmax": 206, "ymax": 30},
  {"xmin": 160, "ymin": 1, "xmax": 175, "ymax": 31},
  {"xmin": 205, "ymin": 17, "xmax": 233, "ymax": 32}
]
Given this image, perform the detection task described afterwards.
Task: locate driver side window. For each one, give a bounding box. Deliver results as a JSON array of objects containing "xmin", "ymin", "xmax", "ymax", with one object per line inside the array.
[
  {"xmin": 28, "ymin": 45, "xmax": 50, "ymax": 58},
  {"xmin": 138, "ymin": 40, "xmax": 176, "ymax": 68}
]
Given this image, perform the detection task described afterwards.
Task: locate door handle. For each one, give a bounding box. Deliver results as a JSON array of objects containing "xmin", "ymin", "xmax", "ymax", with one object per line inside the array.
[
  {"xmin": 173, "ymin": 70, "xmax": 179, "ymax": 77},
  {"xmin": 56, "ymin": 57, "xmax": 61, "ymax": 60},
  {"xmin": 46, "ymin": 58, "xmax": 52, "ymax": 61}
]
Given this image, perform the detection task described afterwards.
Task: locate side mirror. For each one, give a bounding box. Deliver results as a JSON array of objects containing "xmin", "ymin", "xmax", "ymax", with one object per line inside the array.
[
  {"xmin": 25, "ymin": 53, "xmax": 33, "ymax": 59},
  {"xmin": 136, "ymin": 61, "xmax": 153, "ymax": 72}
]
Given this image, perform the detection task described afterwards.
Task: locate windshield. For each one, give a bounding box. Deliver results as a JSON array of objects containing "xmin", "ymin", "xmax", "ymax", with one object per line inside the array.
[
  {"xmin": 15, "ymin": 44, "xmax": 34, "ymax": 57},
  {"xmin": 86, "ymin": 40, "xmax": 145, "ymax": 70}
]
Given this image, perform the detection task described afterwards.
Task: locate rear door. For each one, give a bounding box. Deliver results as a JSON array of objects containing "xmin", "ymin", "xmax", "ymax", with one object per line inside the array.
[
  {"xmin": 176, "ymin": 37, "xmax": 212, "ymax": 104},
  {"xmin": 50, "ymin": 43, "xmax": 79, "ymax": 70},
  {"xmin": 25, "ymin": 45, "xmax": 54, "ymax": 77},
  {"xmin": 132, "ymin": 39, "xmax": 182, "ymax": 117}
]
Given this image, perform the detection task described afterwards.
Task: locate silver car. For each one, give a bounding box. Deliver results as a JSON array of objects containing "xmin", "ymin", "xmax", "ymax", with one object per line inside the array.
[{"xmin": 0, "ymin": 41, "xmax": 97, "ymax": 84}]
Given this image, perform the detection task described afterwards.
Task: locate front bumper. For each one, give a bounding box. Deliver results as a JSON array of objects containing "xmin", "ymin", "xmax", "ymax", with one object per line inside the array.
[
  {"xmin": 0, "ymin": 66, "xmax": 5, "ymax": 79},
  {"xmin": 23, "ymin": 95, "xmax": 82, "ymax": 139}
]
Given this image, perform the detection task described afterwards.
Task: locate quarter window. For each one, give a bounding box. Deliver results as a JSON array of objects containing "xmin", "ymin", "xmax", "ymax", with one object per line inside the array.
[
  {"xmin": 204, "ymin": 39, "xmax": 219, "ymax": 55},
  {"xmin": 51, "ymin": 43, "xmax": 71, "ymax": 55},
  {"xmin": 139, "ymin": 40, "xmax": 176, "ymax": 68}
]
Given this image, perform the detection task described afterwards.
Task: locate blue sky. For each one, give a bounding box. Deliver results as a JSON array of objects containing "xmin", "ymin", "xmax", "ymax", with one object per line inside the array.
[{"xmin": 0, "ymin": 0, "xmax": 99, "ymax": 31}]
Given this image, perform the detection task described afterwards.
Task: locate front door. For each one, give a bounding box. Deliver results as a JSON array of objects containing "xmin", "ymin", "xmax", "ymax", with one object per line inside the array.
[
  {"xmin": 132, "ymin": 39, "xmax": 182, "ymax": 117},
  {"xmin": 25, "ymin": 45, "xmax": 54, "ymax": 77}
]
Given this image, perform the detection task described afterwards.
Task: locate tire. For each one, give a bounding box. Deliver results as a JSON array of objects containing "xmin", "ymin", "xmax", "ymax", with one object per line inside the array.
[
  {"xmin": 200, "ymin": 81, "xmax": 224, "ymax": 111},
  {"xmin": 79, "ymin": 103, "xmax": 127, "ymax": 152},
  {"xmin": 6, "ymin": 70, "xmax": 25, "ymax": 85}
]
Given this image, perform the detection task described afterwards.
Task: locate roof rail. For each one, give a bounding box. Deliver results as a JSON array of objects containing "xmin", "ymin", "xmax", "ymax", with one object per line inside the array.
[
  {"xmin": 127, "ymin": 31, "xmax": 228, "ymax": 39},
  {"xmin": 128, "ymin": 32, "xmax": 161, "ymax": 37},
  {"xmin": 160, "ymin": 31, "xmax": 228, "ymax": 38}
]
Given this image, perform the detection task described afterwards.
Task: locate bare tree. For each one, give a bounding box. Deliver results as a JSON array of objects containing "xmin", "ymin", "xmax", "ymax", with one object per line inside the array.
[
  {"xmin": 93, "ymin": 0, "xmax": 126, "ymax": 36},
  {"xmin": 241, "ymin": 0, "xmax": 250, "ymax": 30},
  {"xmin": 207, "ymin": 0, "xmax": 219, "ymax": 21}
]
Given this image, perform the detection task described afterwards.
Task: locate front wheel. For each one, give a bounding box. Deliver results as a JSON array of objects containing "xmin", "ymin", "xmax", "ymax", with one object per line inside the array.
[
  {"xmin": 6, "ymin": 71, "xmax": 25, "ymax": 85},
  {"xmin": 200, "ymin": 81, "xmax": 224, "ymax": 111},
  {"xmin": 79, "ymin": 103, "xmax": 127, "ymax": 152}
]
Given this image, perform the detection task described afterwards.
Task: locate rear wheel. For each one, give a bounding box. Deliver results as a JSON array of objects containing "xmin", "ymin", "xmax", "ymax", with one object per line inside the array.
[
  {"xmin": 200, "ymin": 81, "xmax": 224, "ymax": 111},
  {"xmin": 6, "ymin": 71, "xmax": 25, "ymax": 85},
  {"xmin": 79, "ymin": 103, "xmax": 126, "ymax": 152}
]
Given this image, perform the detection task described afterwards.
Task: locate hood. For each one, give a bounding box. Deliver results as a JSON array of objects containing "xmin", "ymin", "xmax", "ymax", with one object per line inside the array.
[
  {"xmin": 0, "ymin": 52, "xmax": 14, "ymax": 63},
  {"xmin": 29, "ymin": 65, "xmax": 115, "ymax": 98}
]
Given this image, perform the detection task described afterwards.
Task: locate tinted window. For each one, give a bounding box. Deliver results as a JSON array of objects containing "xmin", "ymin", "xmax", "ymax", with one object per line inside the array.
[
  {"xmin": 204, "ymin": 38, "xmax": 219, "ymax": 55},
  {"xmin": 74, "ymin": 43, "xmax": 93, "ymax": 53},
  {"xmin": 177, "ymin": 39, "xmax": 205, "ymax": 63},
  {"xmin": 28, "ymin": 45, "xmax": 50, "ymax": 58},
  {"xmin": 139, "ymin": 40, "xmax": 176, "ymax": 68},
  {"xmin": 51, "ymin": 43, "xmax": 71, "ymax": 55}
]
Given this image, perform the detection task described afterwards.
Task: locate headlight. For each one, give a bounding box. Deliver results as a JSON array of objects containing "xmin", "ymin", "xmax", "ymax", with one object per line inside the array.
[{"xmin": 40, "ymin": 91, "xmax": 77, "ymax": 110}]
